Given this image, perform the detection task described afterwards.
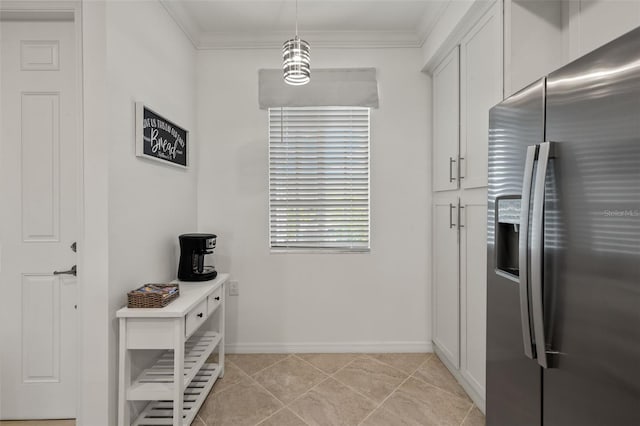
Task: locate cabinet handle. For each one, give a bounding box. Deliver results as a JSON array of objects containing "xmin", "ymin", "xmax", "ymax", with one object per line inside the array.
[
  {"xmin": 449, "ymin": 203, "xmax": 457, "ymax": 229},
  {"xmin": 214, "ymin": 296, "xmax": 220, "ymax": 301},
  {"xmin": 197, "ymin": 312, "xmax": 203, "ymax": 318},
  {"xmin": 458, "ymin": 156, "xmax": 465, "ymax": 180},
  {"xmin": 449, "ymin": 157, "xmax": 457, "ymax": 182},
  {"xmin": 458, "ymin": 200, "xmax": 465, "ymax": 229}
]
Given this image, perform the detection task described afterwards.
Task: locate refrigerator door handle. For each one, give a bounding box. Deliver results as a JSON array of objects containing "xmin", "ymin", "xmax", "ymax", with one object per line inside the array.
[
  {"xmin": 531, "ymin": 141, "xmax": 552, "ymax": 368},
  {"xmin": 519, "ymin": 145, "xmax": 538, "ymax": 359}
]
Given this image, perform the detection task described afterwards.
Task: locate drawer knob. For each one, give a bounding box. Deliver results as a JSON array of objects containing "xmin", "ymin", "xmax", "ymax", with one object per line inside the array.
[
  {"xmin": 214, "ymin": 296, "xmax": 220, "ymax": 301},
  {"xmin": 197, "ymin": 312, "xmax": 203, "ymax": 318}
]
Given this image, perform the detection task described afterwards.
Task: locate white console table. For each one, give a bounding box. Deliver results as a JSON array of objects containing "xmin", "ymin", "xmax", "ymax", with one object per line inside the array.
[{"xmin": 117, "ymin": 274, "xmax": 228, "ymax": 426}]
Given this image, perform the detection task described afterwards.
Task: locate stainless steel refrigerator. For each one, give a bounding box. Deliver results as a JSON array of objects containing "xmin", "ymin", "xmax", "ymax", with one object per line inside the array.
[{"xmin": 487, "ymin": 28, "xmax": 640, "ymax": 425}]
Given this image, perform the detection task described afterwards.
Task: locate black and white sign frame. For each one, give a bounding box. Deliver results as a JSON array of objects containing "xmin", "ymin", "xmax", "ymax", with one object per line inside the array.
[{"xmin": 135, "ymin": 102, "xmax": 189, "ymax": 168}]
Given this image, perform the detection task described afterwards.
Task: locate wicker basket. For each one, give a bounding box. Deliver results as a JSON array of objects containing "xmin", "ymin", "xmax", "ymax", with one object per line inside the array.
[{"xmin": 127, "ymin": 284, "xmax": 179, "ymax": 308}]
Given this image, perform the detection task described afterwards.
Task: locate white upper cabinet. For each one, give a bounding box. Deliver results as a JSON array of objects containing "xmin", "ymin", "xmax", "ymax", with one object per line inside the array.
[
  {"xmin": 433, "ymin": 46, "xmax": 460, "ymax": 192},
  {"xmin": 566, "ymin": 0, "xmax": 640, "ymax": 61},
  {"xmin": 460, "ymin": 3, "xmax": 503, "ymax": 190},
  {"xmin": 504, "ymin": 0, "xmax": 563, "ymax": 96}
]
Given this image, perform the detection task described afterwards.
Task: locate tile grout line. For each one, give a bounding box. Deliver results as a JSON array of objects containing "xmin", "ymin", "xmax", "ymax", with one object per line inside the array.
[
  {"xmin": 246, "ymin": 372, "xmax": 289, "ymax": 407},
  {"xmin": 282, "ymin": 355, "xmax": 377, "ymax": 422},
  {"xmin": 201, "ymin": 359, "xmax": 252, "ymax": 399},
  {"xmin": 255, "ymin": 406, "xmax": 311, "ymax": 426},
  {"xmin": 409, "ymin": 354, "xmax": 475, "ymax": 403},
  {"xmin": 292, "ymin": 353, "xmax": 342, "ymax": 376},
  {"xmin": 243, "ymin": 360, "xmax": 321, "ymax": 425},
  {"xmin": 236, "ymin": 353, "xmax": 293, "ymax": 377},
  {"xmin": 246, "ymin": 377, "xmax": 290, "ymax": 425},
  {"xmin": 282, "ymin": 374, "xmax": 333, "ymax": 409},
  {"xmin": 409, "ymin": 370, "xmax": 474, "ymax": 404},
  {"xmin": 459, "ymin": 404, "xmax": 475, "ymax": 426},
  {"xmin": 362, "ymin": 353, "xmax": 431, "ymax": 377},
  {"xmin": 356, "ymin": 372, "xmax": 415, "ymax": 426},
  {"xmin": 196, "ymin": 359, "xmax": 250, "ymax": 422},
  {"xmin": 356, "ymin": 354, "xmax": 436, "ymax": 426},
  {"xmin": 326, "ymin": 357, "xmax": 386, "ymax": 406}
]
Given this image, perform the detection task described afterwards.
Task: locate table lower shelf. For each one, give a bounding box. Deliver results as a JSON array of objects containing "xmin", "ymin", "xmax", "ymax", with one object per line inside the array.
[
  {"xmin": 128, "ymin": 331, "xmax": 222, "ymax": 401},
  {"xmin": 132, "ymin": 363, "xmax": 220, "ymax": 426}
]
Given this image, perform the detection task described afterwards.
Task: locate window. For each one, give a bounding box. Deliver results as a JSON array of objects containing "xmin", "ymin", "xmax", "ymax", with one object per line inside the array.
[{"xmin": 269, "ymin": 106, "xmax": 370, "ymax": 251}]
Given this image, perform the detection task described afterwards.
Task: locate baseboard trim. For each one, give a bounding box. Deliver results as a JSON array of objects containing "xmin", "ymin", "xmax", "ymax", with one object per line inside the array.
[{"xmin": 225, "ymin": 341, "xmax": 433, "ymax": 354}]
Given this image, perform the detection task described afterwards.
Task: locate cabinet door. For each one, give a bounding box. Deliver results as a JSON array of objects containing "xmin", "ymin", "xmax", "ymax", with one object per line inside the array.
[
  {"xmin": 460, "ymin": 194, "xmax": 488, "ymax": 398},
  {"xmin": 566, "ymin": 0, "xmax": 640, "ymax": 61},
  {"xmin": 433, "ymin": 46, "xmax": 460, "ymax": 192},
  {"xmin": 433, "ymin": 198, "xmax": 460, "ymax": 368},
  {"xmin": 460, "ymin": 2, "xmax": 503, "ymax": 189}
]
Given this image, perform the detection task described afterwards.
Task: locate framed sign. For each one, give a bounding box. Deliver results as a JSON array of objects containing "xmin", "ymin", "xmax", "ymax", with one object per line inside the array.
[{"xmin": 135, "ymin": 102, "xmax": 188, "ymax": 168}]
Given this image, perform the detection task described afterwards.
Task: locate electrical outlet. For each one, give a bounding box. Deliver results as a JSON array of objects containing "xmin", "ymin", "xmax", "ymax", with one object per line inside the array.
[{"xmin": 229, "ymin": 280, "xmax": 239, "ymax": 296}]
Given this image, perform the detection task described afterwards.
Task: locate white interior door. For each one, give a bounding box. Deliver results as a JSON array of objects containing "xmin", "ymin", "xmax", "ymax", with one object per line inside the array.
[{"xmin": 0, "ymin": 19, "xmax": 78, "ymax": 419}]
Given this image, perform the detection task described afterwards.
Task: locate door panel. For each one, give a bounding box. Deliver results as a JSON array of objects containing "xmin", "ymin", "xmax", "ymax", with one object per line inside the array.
[
  {"xmin": 22, "ymin": 275, "xmax": 61, "ymax": 382},
  {"xmin": 567, "ymin": 0, "xmax": 640, "ymax": 60},
  {"xmin": 433, "ymin": 197, "xmax": 460, "ymax": 367},
  {"xmin": 460, "ymin": 198, "xmax": 487, "ymax": 396},
  {"xmin": 461, "ymin": 2, "xmax": 503, "ymax": 189},
  {"xmin": 543, "ymin": 27, "xmax": 640, "ymax": 426},
  {"xmin": 21, "ymin": 92, "xmax": 61, "ymax": 241},
  {"xmin": 0, "ymin": 20, "xmax": 78, "ymax": 419},
  {"xmin": 433, "ymin": 47, "xmax": 460, "ymax": 192}
]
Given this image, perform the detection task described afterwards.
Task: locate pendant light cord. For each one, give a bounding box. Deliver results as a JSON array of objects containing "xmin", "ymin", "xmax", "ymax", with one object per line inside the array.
[{"xmin": 295, "ymin": 0, "xmax": 299, "ymax": 36}]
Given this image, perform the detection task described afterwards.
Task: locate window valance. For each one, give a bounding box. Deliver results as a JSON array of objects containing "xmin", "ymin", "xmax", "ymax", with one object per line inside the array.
[{"xmin": 258, "ymin": 68, "xmax": 379, "ymax": 109}]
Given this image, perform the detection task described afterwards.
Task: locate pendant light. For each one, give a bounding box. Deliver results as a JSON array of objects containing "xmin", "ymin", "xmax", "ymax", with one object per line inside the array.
[{"xmin": 283, "ymin": 0, "xmax": 310, "ymax": 85}]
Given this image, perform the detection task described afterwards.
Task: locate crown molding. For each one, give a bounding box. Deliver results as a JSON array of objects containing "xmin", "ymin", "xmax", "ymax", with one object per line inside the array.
[{"xmin": 159, "ymin": 0, "xmax": 435, "ymax": 50}]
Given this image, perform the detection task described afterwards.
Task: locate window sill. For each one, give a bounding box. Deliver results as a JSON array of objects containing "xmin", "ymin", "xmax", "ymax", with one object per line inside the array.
[{"xmin": 269, "ymin": 248, "xmax": 370, "ymax": 254}]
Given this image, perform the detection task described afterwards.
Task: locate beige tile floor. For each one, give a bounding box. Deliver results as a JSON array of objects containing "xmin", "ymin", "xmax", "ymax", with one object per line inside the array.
[
  {"xmin": 196, "ymin": 352, "xmax": 485, "ymax": 426},
  {"xmin": 0, "ymin": 353, "xmax": 485, "ymax": 426}
]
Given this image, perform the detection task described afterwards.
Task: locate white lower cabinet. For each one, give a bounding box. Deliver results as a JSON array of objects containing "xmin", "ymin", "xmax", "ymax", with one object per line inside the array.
[
  {"xmin": 459, "ymin": 193, "xmax": 487, "ymax": 402},
  {"xmin": 432, "ymin": 190, "xmax": 487, "ymax": 411},
  {"xmin": 433, "ymin": 196, "xmax": 460, "ymax": 368}
]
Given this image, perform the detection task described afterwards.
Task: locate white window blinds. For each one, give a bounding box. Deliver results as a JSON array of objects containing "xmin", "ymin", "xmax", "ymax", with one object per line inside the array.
[{"xmin": 269, "ymin": 106, "xmax": 370, "ymax": 251}]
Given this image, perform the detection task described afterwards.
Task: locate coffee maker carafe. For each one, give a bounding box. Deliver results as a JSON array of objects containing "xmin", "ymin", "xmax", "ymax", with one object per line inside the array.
[{"xmin": 178, "ymin": 233, "xmax": 218, "ymax": 281}]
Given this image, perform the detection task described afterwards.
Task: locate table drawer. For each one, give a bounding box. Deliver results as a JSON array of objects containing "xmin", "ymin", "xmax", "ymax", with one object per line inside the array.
[
  {"xmin": 185, "ymin": 299, "xmax": 208, "ymax": 338},
  {"xmin": 208, "ymin": 287, "xmax": 222, "ymax": 316}
]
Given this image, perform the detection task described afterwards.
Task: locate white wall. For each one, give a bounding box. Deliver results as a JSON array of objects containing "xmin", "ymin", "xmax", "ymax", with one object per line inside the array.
[
  {"xmin": 105, "ymin": 1, "xmax": 197, "ymax": 424},
  {"xmin": 79, "ymin": 2, "xmax": 110, "ymax": 424},
  {"xmin": 196, "ymin": 48, "xmax": 431, "ymax": 353}
]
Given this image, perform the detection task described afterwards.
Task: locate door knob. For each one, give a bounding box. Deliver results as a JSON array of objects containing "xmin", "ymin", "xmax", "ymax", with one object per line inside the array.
[{"xmin": 54, "ymin": 265, "xmax": 77, "ymax": 277}]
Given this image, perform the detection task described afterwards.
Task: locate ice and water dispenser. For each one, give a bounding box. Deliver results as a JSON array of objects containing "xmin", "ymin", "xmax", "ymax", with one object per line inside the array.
[{"xmin": 496, "ymin": 197, "xmax": 521, "ymax": 277}]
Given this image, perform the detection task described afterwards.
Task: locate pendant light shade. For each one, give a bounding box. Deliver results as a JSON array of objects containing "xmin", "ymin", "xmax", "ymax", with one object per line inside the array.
[
  {"xmin": 283, "ymin": 36, "xmax": 310, "ymax": 85},
  {"xmin": 283, "ymin": 0, "xmax": 310, "ymax": 86}
]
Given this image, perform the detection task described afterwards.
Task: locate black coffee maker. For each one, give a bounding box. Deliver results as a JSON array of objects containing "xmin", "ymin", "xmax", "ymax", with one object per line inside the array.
[{"xmin": 178, "ymin": 233, "xmax": 218, "ymax": 281}]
